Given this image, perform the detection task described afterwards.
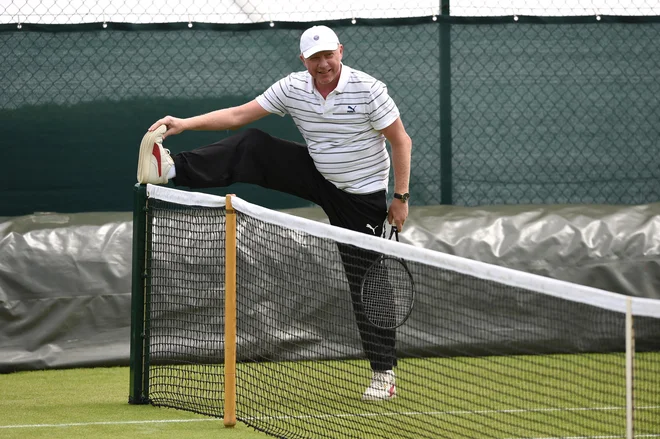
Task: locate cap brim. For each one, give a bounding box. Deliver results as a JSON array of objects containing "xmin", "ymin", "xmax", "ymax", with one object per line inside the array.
[{"xmin": 302, "ymin": 43, "xmax": 339, "ymax": 59}]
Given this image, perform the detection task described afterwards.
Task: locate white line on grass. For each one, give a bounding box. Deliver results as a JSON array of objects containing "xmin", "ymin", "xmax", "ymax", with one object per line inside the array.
[
  {"xmin": 503, "ymin": 436, "xmax": 660, "ymax": 439},
  {"xmin": 241, "ymin": 405, "xmax": 660, "ymax": 421},
  {"xmin": 2, "ymin": 405, "xmax": 659, "ymax": 435},
  {"xmin": 0, "ymin": 419, "xmax": 220, "ymax": 429}
]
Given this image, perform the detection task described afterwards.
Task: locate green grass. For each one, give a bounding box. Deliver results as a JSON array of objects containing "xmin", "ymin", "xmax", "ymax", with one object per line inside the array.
[
  {"xmin": 0, "ymin": 367, "xmax": 270, "ymax": 439},
  {"xmin": 2, "ymin": 353, "xmax": 659, "ymax": 439},
  {"xmin": 226, "ymin": 354, "xmax": 660, "ymax": 438}
]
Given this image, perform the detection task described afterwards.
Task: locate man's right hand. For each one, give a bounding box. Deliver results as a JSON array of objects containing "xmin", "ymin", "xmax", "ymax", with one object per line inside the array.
[{"xmin": 148, "ymin": 116, "xmax": 186, "ymax": 140}]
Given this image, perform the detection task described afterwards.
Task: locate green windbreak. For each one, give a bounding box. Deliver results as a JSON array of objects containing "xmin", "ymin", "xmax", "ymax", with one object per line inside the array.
[{"xmin": 1, "ymin": 17, "xmax": 659, "ymax": 216}]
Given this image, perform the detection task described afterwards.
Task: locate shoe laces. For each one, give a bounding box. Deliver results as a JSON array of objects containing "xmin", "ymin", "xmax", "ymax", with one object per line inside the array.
[{"xmin": 157, "ymin": 142, "xmax": 171, "ymax": 156}]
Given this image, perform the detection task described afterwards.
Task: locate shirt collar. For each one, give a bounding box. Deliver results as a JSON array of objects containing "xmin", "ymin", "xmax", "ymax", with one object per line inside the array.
[{"xmin": 334, "ymin": 63, "xmax": 350, "ymax": 93}]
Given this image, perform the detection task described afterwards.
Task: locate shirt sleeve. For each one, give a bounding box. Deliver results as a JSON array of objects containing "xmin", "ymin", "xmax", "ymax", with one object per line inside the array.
[
  {"xmin": 367, "ymin": 80, "xmax": 400, "ymax": 131},
  {"xmin": 255, "ymin": 76, "xmax": 290, "ymax": 117}
]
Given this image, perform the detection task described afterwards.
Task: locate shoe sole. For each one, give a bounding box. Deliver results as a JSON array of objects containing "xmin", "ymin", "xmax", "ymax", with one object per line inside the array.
[
  {"xmin": 361, "ymin": 394, "xmax": 396, "ymax": 402},
  {"xmin": 137, "ymin": 125, "xmax": 167, "ymax": 184},
  {"xmin": 361, "ymin": 388, "xmax": 396, "ymax": 402}
]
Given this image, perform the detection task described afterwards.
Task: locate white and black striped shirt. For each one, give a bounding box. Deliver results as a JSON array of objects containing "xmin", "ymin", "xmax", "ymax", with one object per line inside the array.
[{"xmin": 256, "ymin": 64, "xmax": 400, "ymax": 194}]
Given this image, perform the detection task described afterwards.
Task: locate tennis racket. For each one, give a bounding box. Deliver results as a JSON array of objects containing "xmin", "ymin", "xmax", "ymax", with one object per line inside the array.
[{"xmin": 360, "ymin": 226, "xmax": 415, "ymax": 329}]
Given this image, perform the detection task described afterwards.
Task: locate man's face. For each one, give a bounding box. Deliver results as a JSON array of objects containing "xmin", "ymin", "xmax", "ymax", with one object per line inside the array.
[{"xmin": 300, "ymin": 46, "xmax": 344, "ymax": 86}]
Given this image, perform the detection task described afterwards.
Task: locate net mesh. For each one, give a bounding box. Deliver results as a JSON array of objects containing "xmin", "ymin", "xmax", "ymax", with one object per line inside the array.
[
  {"xmin": 634, "ymin": 315, "xmax": 660, "ymax": 437},
  {"xmin": 146, "ymin": 199, "xmax": 227, "ymax": 415},
  {"xmin": 140, "ymin": 188, "xmax": 660, "ymax": 438}
]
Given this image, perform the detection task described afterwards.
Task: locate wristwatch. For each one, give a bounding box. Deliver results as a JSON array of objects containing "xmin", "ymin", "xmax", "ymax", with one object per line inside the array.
[{"xmin": 394, "ymin": 192, "xmax": 410, "ymax": 203}]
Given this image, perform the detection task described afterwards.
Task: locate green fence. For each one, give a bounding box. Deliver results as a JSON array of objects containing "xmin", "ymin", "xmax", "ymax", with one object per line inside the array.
[{"xmin": 1, "ymin": 5, "xmax": 659, "ymax": 216}]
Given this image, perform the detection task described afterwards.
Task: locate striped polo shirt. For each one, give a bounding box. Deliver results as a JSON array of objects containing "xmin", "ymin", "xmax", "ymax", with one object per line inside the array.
[{"xmin": 255, "ymin": 64, "xmax": 400, "ymax": 195}]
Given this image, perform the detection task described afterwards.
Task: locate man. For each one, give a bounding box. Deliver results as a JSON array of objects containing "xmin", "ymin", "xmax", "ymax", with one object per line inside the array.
[{"xmin": 137, "ymin": 25, "xmax": 412, "ymax": 401}]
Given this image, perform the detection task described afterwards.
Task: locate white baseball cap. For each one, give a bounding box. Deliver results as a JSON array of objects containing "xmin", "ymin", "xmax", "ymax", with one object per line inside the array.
[{"xmin": 300, "ymin": 25, "xmax": 340, "ymax": 59}]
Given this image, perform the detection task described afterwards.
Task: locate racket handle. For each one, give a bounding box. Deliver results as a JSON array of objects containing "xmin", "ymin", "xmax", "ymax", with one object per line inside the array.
[{"xmin": 389, "ymin": 226, "xmax": 399, "ymax": 242}]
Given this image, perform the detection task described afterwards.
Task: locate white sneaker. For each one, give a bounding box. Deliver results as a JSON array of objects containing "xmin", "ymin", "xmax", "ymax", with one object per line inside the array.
[
  {"xmin": 362, "ymin": 370, "xmax": 396, "ymax": 401},
  {"xmin": 137, "ymin": 125, "xmax": 174, "ymax": 185}
]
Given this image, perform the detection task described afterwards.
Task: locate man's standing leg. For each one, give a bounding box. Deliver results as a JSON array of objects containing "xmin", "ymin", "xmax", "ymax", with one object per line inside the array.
[{"xmin": 320, "ymin": 189, "xmax": 398, "ymax": 401}]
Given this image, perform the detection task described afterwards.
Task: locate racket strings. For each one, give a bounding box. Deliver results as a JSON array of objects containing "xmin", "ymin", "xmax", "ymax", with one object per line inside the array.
[{"xmin": 362, "ymin": 258, "xmax": 414, "ymax": 328}]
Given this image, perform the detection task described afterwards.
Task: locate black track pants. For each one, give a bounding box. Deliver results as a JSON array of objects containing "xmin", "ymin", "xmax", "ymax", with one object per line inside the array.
[{"xmin": 172, "ymin": 128, "xmax": 396, "ymax": 371}]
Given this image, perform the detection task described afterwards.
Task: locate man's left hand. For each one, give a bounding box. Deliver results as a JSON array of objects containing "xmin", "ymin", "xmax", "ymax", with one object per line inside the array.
[{"xmin": 388, "ymin": 199, "xmax": 409, "ymax": 232}]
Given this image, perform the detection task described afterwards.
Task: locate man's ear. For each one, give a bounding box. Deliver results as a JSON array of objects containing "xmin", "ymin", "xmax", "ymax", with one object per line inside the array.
[{"xmin": 299, "ymin": 54, "xmax": 306, "ymax": 66}]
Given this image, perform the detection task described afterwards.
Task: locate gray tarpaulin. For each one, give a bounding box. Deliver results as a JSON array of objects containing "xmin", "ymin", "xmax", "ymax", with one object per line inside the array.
[
  {"xmin": 0, "ymin": 212, "xmax": 133, "ymax": 372},
  {"xmin": 301, "ymin": 203, "xmax": 660, "ymax": 300},
  {"xmin": 1, "ymin": 203, "xmax": 659, "ymax": 372}
]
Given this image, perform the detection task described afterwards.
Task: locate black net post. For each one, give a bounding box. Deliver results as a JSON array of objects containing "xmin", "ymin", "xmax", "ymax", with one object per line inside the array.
[
  {"xmin": 129, "ymin": 183, "xmax": 149, "ymax": 404},
  {"xmin": 439, "ymin": 0, "xmax": 453, "ymax": 205}
]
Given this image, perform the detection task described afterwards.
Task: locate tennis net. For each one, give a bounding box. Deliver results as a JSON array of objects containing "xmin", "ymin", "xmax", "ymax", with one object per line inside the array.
[{"xmin": 129, "ymin": 184, "xmax": 660, "ymax": 439}]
